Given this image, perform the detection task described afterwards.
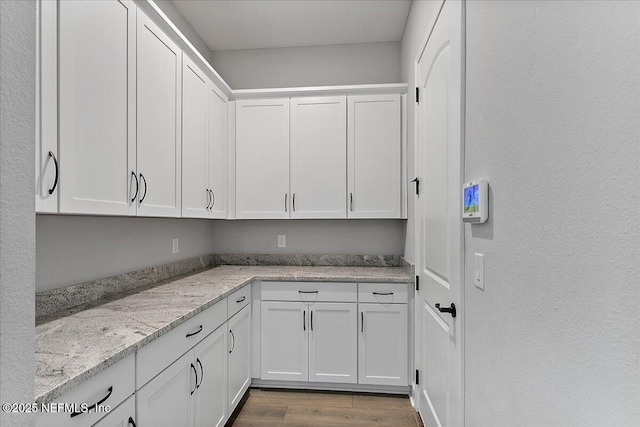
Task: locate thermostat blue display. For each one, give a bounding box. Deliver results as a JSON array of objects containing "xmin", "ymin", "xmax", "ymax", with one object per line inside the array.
[{"xmin": 462, "ymin": 179, "xmax": 488, "ymax": 223}]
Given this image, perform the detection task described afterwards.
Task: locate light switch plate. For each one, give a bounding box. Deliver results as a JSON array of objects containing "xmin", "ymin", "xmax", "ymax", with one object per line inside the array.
[
  {"xmin": 277, "ymin": 235, "xmax": 286, "ymax": 248},
  {"xmin": 172, "ymin": 238, "xmax": 179, "ymax": 254},
  {"xmin": 474, "ymin": 253, "xmax": 484, "ymax": 290}
]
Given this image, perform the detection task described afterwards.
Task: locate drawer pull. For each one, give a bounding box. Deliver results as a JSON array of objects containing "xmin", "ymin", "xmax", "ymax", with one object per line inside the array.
[
  {"xmin": 236, "ymin": 296, "xmax": 246, "ymax": 303},
  {"xmin": 186, "ymin": 325, "xmax": 203, "ymax": 338},
  {"xmin": 303, "ymin": 310, "xmax": 306, "ymax": 331},
  {"xmin": 196, "ymin": 358, "xmax": 203, "ymax": 389},
  {"xmin": 128, "ymin": 416, "xmax": 137, "ymax": 427},
  {"xmin": 70, "ymin": 386, "xmax": 113, "ymax": 418},
  {"xmin": 373, "ymin": 292, "xmax": 394, "ymax": 296},
  {"xmin": 298, "ymin": 290, "xmax": 318, "ymax": 294},
  {"xmin": 310, "ymin": 310, "xmax": 314, "ymax": 331},
  {"xmin": 190, "ymin": 363, "xmax": 198, "ymax": 395}
]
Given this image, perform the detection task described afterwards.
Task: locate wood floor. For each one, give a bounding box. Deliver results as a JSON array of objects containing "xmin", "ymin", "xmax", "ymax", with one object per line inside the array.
[{"xmin": 226, "ymin": 388, "xmax": 424, "ymax": 427}]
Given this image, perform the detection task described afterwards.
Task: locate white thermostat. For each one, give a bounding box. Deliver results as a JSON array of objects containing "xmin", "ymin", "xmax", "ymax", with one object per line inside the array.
[{"xmin": 462, "ymin": 179, "xmax": 488, "ymax": 223}]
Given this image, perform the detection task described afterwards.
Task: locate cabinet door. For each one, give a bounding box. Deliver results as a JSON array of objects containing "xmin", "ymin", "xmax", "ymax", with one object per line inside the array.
[
  {"xmin": 290, "ymin": 96, "xmax": 347, "ymax": 219},
  {"xmin": 92, "ymin": 395, "xmax": 135, "ymax": 427},
  {"xmin": 260, "ymin": 301, "xmax": 308, "ymax": 382},
  {"xmin": 137, "ymin": 351, "xmax": 195, "ymax": 427},
  {"xmin": 228, "ymin": 304, "xmax": 252, "ymax": 415},
  {"xmin": 347, "ymin": 94, "xmax": 401, "ymax": 218},
  {"xmin": 358, "ymin": 303, "xmax": 408, "ymax": 386},
  {"xmin": 182, "ymin": 57, "xmax": 209, "ymax": 218},
  {"xmin": 235, "ymin": 99, "xmax": 290, "ymax": 219},
  {"xmin": 194, "ymin": 325, "xmax": 227, "ymax": 427},
  {"xmin": 308, "ymin": 303, "xmax": 357, "ymax": 384},
  {"xmin": 207, "ymin": 84, "xmax": 228, "ymax": 219},
  {"xmin": 36, "ymin": 0, "xmax": 58, "ymax": 213},
  {"xmin": 58, "ymin": 0, "xmax": 136, "ymax": 215},
  {"xmin": 136, "ymin": 11, "xmax": 182, "ymax": 217}
]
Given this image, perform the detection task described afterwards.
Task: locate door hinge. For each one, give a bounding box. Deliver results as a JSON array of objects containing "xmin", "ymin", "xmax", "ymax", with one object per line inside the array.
[
  {"xmin": 415, "ymin": 369, "xmax": 420, "ymax": 385},
  {"xmin": 415, "ymin": 275, "xmax": 419, "ymax": 291},
  {"xmin": 410, "ymin": 177, "xmax": 420, "ymax": 196},
  {"xmin": 415, "ymin": 87, "xmax": 419, "ymax": 103}
]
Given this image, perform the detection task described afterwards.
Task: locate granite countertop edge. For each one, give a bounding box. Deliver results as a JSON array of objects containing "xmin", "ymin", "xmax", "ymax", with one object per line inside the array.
[{"xmin": 36, "ymin": 266, "xmax": 411, "ymax": 404}]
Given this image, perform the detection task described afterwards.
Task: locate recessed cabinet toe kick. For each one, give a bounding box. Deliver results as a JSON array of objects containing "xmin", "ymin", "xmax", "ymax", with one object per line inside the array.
[{"xmin": 254, "ymin": 281, "xmax": 410, "ymax": 393}]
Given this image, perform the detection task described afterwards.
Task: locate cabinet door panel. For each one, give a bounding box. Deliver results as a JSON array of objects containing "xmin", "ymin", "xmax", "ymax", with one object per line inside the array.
[
  {"xmin": 308, "ymin": 303, "xmax": 357, "ymax": 384},
  {"xmin": 92, "ymin": 395, "xmax": 135, "ymax": 427},
  {"xmin": 290, "ymin": 96, "xmax": 346, "ymax": 219},
  {"xmin": 136, "ymin": 12, "xmax": 181, "ymax": 217},
  {"xmin": 208, "ymin": 85, "xmax": 228, "ymax": 218},
  {"xmin": 137, "ymin": 351, "xmax": 195, "ymax": 427},
  {"xmin": 228, "ymin": 304, "xmax": 251, "ymax": 415},
  {"xmin": 358, "ymin": 303, "xmax": 408, "ymax": 386},
  {"xmin": 260, "ymin": 301, "xmax": 308, "ymax": 382},
  {"xmin": 235, "ymin": 99, "xmax": 289, "ymax": 219},
  {"xmin": 58, "ymin": 0, "xmax": 136, "ymax": 215},
  {"xmin": 347, "ymin": 94, "xmax": 401, "ymax": 218},
  {"xmin": 182, "ymin": 58, "xmax": 209, "ymax": 218},
  {"xmin": 194, "ymin": 326, "xmax": 227, "ymax": 427}
]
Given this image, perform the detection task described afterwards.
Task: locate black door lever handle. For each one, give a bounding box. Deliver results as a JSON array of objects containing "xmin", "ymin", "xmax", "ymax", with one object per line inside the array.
[{"xmin": 435, "ymin": 303, "xmax": 456, "ymax": 318}]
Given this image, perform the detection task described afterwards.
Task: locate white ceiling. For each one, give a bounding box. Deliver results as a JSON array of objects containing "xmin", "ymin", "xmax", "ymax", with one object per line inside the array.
[{"xmin": 171, "ymin": 0, "xmax": 412, "ymax": 52}]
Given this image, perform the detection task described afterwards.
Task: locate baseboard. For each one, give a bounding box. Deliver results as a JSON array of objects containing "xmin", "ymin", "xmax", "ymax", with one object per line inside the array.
[{"xmin": 250, "ymin": 378, "xmax": 410, "ymax": 395}]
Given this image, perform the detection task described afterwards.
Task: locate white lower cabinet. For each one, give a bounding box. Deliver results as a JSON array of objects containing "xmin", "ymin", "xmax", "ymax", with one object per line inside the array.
[
  {"xmin": 260, "ymin": 301, "xmax": 357, "ymax": 384},
  {"xmin": 136, "ymin": 350, "xmax": 194, "ymax": 427},
  {"xmin": 194, "ymin": 325, "xmax": 228, "ymax": 427},
  {"xmin": 358, "ymin": 303, "xmax": 408, "ymax": 386},
  {"xmin": 228, "ymin": 304, "xmax": 252, "ymax": 416},
  {"xmin": 92, "ymin": 395, "xmax": 136, "ymax": 427}
]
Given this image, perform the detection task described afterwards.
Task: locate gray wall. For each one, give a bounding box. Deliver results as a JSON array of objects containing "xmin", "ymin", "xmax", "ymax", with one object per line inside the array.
[
  {"xmin": 211, "ymin": 220, "xmax": 405, "ymax": 255},
  {"xmin": 0, "ymin": 0, "xmax": 36, "ymax": 425},
  {"xmin": 211, "ymin": 42, "xmax": 401, "ymax": 89},
  {"xmin": 464, "ymin": 1, "xmax": 640, "ymax": 426},
  {"xmin": 37, "ymin": 216, "xmax": 215, "ymax": 291}
]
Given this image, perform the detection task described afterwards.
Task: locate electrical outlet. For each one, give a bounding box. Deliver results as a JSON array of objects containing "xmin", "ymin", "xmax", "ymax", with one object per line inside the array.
[
  {"xmin": 277, "ymin": 235, "xmax": 286, "ymax": 248},
  {"xmin": 172, "ymin": 238, "xmax": 179, "ymax": 254}
]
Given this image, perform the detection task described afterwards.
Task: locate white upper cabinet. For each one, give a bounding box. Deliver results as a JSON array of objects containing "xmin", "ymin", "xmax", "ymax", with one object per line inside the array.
[
  {"xmin": 235, "ymin": 99, "xmax": 290, "ymax": 219},
  {"xmin": 58, "ymin": 0, "xmax": 137, "ymax": 215},
  {"xmin": 290, "ymin": 96, "xmax": 347, "ymax": 219},
  {"xmin": 36, "ymin": 0, "xmax": 59, "ymax": 213},
  {"xmin": 136, "ymin": 12, "xmax": 182, "ymax": 217},
  {"xmin": 182, "ymin": 57, "xmax": 210, "ymax": 218},
  {"xmin": 347, "ymin": 94, "xmax": 402, "ymax": 218},
  {"xmin": 207, "ymin": 85, "xmax": 228, "ymax": 219}
]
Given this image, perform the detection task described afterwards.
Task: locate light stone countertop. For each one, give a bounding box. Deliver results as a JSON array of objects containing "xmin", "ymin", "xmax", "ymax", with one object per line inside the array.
[{"xmin": 36, "ymin": 265, "xmax": 412, "ymax": 404}]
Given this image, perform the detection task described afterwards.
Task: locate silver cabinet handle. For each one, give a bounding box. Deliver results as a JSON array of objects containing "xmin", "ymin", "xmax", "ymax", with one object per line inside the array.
[
  {"xmin": 284, "ymin": 193, "xmax": 288, "ymax": 212},
  {"xmin": 350, "ymin": 193, "xmax": 353, "ymax": 211},
  {"xmin": 206, "ymin": 189, "xmax": 211, "ymax": 209},
  {"xmin": 293, "ymin": 193, "xmax": 296, "ymax": 212}
]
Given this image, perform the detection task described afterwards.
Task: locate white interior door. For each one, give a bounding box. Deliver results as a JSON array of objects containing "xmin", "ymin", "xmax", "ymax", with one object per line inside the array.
[
  {"xmin": 58, "ymin": 0, "xmax": 136, "ymax": 215},
  {"xmin": 308, "ymin": 302, "xmax": 357, "ymax": 384},
  {"xmin": 136, "ymin": 11, "xmax": 182, "ymax": 217},
  {"xmin": 415, "ymin": 1, "xmax": 464, "ymax": 426},
  {"xmin": 290, "ymin": 96, "xmax": 347, "ymax": 218}
]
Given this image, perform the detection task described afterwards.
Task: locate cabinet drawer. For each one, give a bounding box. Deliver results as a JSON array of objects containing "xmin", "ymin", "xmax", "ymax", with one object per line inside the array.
[
  {"xmin": 36, "ymin": 354, "xmax": 134, "ymax": 427},
  {"xmin": 261, "ymin": 281, "xmax": 357, "ymax": 302},
  {"xmin": 136, "ymin": 300, "xmax": 227, "ymax": 388},
  {"xmin": 227, "ymin": 284, "xmax": 251, "ymax": 317},
  {"xmin": 358, "ymin": 283, "xmax": 408, "ymax": 304}
]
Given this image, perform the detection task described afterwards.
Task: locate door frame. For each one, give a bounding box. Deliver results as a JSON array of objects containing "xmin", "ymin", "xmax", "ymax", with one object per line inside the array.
[{"xmin": 412, "ymin": 0, "xmax": 466, "ymax": 425}]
